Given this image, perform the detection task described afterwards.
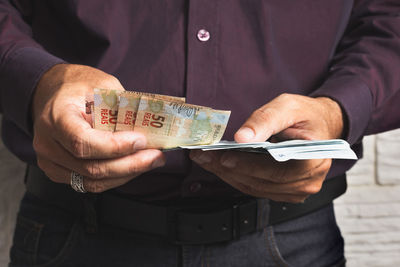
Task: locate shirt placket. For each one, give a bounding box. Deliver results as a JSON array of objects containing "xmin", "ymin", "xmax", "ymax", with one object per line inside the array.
[
  {"xmin": 183, "ymin": 0, "xmax": 219, "ymax": 197},
  {"xmin": 185, "ymin": 0, "xmax": 218, "ymax": 107}
]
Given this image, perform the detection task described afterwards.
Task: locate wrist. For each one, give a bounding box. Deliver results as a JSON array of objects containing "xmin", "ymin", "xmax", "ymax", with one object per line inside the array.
[
  {"xmin": 32, "ymin": 63, "xmax": 70, "ymax": 123},
  {"xmin": 31, "ymin": 64, "xmax": 124, "ymax": 125},
  {"xmin": 315, "ymin": 97, "xmax": 345, "ymax": 139}
]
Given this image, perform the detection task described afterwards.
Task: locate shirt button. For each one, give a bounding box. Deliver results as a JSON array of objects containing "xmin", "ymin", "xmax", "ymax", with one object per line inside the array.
[
  {"xmin": 197, "ymin": 29, "xmax": 210, "ymax": 42},
  {"xmin": 190, "ymin": 182, "xmax": 202, "ymax": 193}
]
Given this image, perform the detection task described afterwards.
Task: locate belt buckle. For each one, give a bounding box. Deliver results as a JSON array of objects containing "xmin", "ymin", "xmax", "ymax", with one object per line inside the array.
[{"xmin": 167, "ymin": 201, "xmax": 246, "ymax": 245}]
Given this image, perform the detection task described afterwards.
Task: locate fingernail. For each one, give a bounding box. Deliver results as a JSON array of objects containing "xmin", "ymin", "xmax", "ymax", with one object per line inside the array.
[
  {"xmin": 192, "ymin": 153, "xmax": 211, "ymax": 165},
  {"xmin": 236, "ymin": 127, "xmax": 255, "ymax": 141},
  {"xmin": 152, "ymin": 158, "xmax": 165, "ymax": 168},
  {"xmin": 133, "ymin": 139, "xmax": 146, "ymax": 151},
  {"xmin": 221, "ymin": 155, "xmax": 237, "ymax": 168}
]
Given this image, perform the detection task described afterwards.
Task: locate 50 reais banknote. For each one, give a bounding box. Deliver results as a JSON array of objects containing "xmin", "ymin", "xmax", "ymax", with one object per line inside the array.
[
  {"xmin": 133, "ymin": 95, "xmax": 230, "ymax": 149},
  {"xmin": 90, "ymin": 89, "xmax": 230, "ymax": 148}
]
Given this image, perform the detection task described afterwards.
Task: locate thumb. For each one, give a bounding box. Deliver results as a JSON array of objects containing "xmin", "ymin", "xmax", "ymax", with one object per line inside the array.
[{"xmin": 234, "ymin": 94, "xmax": 303, "ymax": 143}]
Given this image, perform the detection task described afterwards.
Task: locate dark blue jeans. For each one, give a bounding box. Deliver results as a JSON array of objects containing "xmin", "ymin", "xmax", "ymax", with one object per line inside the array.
[{"xmin": 9, "ymin": 192, "xmax": 345, "ymax": 267}]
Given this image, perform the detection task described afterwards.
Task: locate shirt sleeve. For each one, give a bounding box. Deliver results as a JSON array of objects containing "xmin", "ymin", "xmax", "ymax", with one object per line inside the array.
[
  {"xmin": 310, "ymin": 0, "xmax": 400, "ymax": 144},
  {"xmin": 0, "ymin": 0, "xmax": 65, "ymax": 136}
]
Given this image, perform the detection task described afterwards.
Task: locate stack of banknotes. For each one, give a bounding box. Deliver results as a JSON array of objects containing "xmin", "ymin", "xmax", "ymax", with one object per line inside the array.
[
  {"xmin": 181, "ymin": 140, "xmax": 357, "ymax": 162},
  {"xmin": 86, "ymin": 89, "xmax": 357, "ymax": 161},
  {"xmin": 87, "ymin": 88, "xmax": 231, "ymax": 149}
]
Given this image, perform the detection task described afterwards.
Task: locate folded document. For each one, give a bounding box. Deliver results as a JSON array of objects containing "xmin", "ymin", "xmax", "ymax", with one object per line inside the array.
[{"xmin": 180, "ymin": 139, "xmax": 357, "ymax": 162}]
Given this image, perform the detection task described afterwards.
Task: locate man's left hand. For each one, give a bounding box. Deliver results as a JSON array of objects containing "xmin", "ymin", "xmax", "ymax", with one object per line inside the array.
[{"xmin": 190, "ymin": 94, "xmax": 344, "ymax": 203}]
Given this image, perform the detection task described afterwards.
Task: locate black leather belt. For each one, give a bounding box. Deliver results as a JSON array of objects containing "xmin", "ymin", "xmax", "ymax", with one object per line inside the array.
[{"xmin": 25, "ymin": 165, "xmax": 347, "ymax": 245}]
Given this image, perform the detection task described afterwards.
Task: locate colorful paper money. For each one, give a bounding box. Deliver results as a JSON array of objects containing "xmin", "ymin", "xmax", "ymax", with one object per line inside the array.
[
  {"xmin": 93, "ymin": 88, "xmax": 121, "ymax": 131},
  {"xmin": 115, "ymin": 91, "xmax": 185, "ymax": 132},
  {"xmin": 133, "ymin": 96, "xmax": 231, "ymax": 148},
  {"xmin": 91, "ymin": 89, "xmax": 230, "ymax": 149}
]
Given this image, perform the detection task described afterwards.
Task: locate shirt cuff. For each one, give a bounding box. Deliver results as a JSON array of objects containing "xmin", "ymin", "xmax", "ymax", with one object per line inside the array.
[
  {"xmin": 310, "ymin": 75, "xmax": 373, "ymax": 145},
  {"xmin": 0, "ymin": 47, "xmax": 65, "ymax": 136}
]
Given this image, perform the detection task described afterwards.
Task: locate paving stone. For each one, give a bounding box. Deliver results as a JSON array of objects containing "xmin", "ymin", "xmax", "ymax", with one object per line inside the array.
[
  {"xmin": 334, "ymin": 202, "xmax": 400, "ymax": 218},
  {"xmin": 0, "ymin": 134, "xmax": 25, "ymax": 266},
  {"xmin": 344, "ymin": 231, "xmax": 400, "ymax": 250},
  {"xmin": 335, "ymin": 185, "xmax": 400, "ymax": 204},
  {"xmin": 346, "ymin": 135, "xmax": 376, "ymax": 186},
  {"xmin": 346, "ymin": 253, "xmax": 400, "ymax": 267},
  {"xmin": 376, "ymin": 129, "xmax": 400, "ymax": 185}
]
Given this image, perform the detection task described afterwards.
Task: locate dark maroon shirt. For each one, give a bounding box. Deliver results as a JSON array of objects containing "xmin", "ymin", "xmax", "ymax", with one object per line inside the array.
[{"xmin": 1, "ymin": 0, "xmax": 400, "ymax": 200}]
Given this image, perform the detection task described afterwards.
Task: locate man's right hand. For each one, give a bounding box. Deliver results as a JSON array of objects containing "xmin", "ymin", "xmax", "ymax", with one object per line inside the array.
[{"xmin": 32, "ymin": 64, "xmax": 165, "ymax": 193}]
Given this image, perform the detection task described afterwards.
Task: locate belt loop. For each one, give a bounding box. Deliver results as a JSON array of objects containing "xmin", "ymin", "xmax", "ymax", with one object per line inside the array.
[
  {"xmin": 82, "ymin": 193, "xmax": 99, "ymax": 234},
  {"xmin": 256, "ymin": 198, "xmax": 270, "ymax": 230},
  {"xmin": 24, "ymin": 165, "xmax": 30, "ymax": 184},
  {"xmin": 232, "ymin": 204, "xmax": 240, "ymax": 240},
  {"xmin": 166, "ymin": 206, "xmax": 179, "ymax": 244}
]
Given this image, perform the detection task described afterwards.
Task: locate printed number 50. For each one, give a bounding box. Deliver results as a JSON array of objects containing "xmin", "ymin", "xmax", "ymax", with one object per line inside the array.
[{"xmin": 151, "ymin": 115, "xmax": 165, "ymax": 128}]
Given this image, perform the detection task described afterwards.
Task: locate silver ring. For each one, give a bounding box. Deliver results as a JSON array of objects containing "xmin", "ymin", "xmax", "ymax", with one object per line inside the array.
[{"xmin": 70, "ymin": 171, "xmax": 87, "ymax": 193}]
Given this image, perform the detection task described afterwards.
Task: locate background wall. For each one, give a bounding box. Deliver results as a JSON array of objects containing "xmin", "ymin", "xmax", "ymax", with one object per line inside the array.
[
  {"xmin": 0, "ymin": 116, "xmax": 25, "ymax": 266},
  {"xmin": 335, "ymin": 131, "xmax": 400, "ymax": 266},
  {"xmin": 0, "ymin": 114, "xmax": 399, "ymax": 266}
]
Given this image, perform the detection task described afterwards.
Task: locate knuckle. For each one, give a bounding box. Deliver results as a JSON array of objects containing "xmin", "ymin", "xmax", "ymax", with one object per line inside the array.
[
  {"xmin": 299, "ymin": 159, "xmax": 330, "ymax": 180},
  {"xmin": 302, "ymin": 183, "xmax": 322, "ymax": 195},
  {"xmin": 276, "ymin": 93, "xmax": 290, "ymax": 103},
  {"xmin": 110, "ymin": 76, "xmax": 122, "ymax": 86},
  {"xmin": 278, "ymin": 93, "xmax": 290, "ymax": 99},
  {"xmin": 127, "ymin": 164, "xmax": 140, "ymax": 175},
  {"xmin": 128, "ymin": 158, "xmax": 147, "ymax": 174},
  {"xmin": 32, "ymin": 135, "xmax": 47, "ymax": 155},
  {"xmin": 237, "ymin": 182, "xmax": 260, "ymax": 197},
  {"xmin": 36, "ymin": 160, "xmax": 57, "ymax": 183},
  {"xmin": 270, "ymin": 167, "xmax": 288, "ymax": 183},
  {"xmin": 70, "ymin": 134, "xmax": 89, "ymax": 158},
  {"xmin": 85, "ymin": 180, "xmax": 106, "ymax": 193},
  {"xmin": 36, "ymin": 158, "xmax": 46, "ymax": 171},
  {"xmin": 84, "ymin": 160, "xmax": 107, "ymax": 179},
  {"xmin": 32, "ymin": 136, "xmax": 40, "ymax": 152},
  {"xmin": 277, "ymin": 93, "xmax": 301, "ymax": 110},
  {"xmin": 321, "ymin": 159, "xmax": 332, "ymax": 171},
  {"xmin": 253, "ymin": 108, "xmax": 274, "ymax": 122},
  {"xmin": 109, "ymin": 135, "xmax": 124, "ymax": 156},
  {"xmin": 46, "ymin": 173, "xmax": 60, "ymax": 184},
  {"xmin": 308, "ymin": 167, "xmax": 329, "ymax": 182},
  {"xmin": 104, "ymin": 75, "xmax": 123, "ymax": 89},
  {"xmin": 277, "ymin": 93, "xmax": 295, "ymax": 102}
]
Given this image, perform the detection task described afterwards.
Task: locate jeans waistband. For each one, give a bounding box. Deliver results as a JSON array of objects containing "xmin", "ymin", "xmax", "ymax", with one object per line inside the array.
[{"xmin": 25, "ymin": 165, "xmax": 346, "ymax": 244}]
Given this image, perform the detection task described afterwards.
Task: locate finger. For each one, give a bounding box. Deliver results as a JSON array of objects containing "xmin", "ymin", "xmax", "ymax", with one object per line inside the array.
[
  {"xmin": 199, "ymin": 163, "xmax": 309, "ymax": 203},
  {"xmin": 83, "ymin": 176, "xmax": 139, "ymax": 193},
  {"xmin": 274, "ymin": 126, "xmax": 317, "ymax": 141},
  {"xmin": 234, "ymin": 94, "xmax": 309, "ymax": 143},
  {"xmin": 76, "ymin": 149, "xmax": 165, "ymax": 179},
  {"xmin": 37, "ymin": 157, "xmax": 148, "ymax": 193},
  {"xmin": 230, "ymin": 171, "xmax": 325, "ymax": 196},
  {"xmin": 219, "ymin": 151, "xmax": 330, "ymax": 182},
  {"xmin": 35, "ymin": 136, "xmax": 165, "ymax": 179},
  {"xmin": 190, "ymin": 150, "xmax": 330, "ymax": 183},
  {"xmin": 195, "ymin": 153, "xmax": 325, "ymax": 195},
  {"xmin": 53, "ymin": 107, "xmax": 148, "ymax": 159},
  {"xmin": 37, "ymin": 157, "xmax": 68, "ymax": 184}
]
